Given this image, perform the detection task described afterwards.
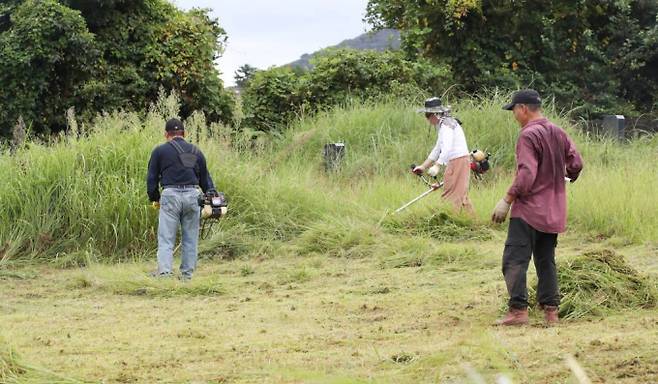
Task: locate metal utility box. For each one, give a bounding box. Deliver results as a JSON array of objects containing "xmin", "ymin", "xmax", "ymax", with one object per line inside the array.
[
  {"xmin": 602, "ymin": 115, "xmax": 626, "ymax": 140},
  {"xmin": 323, "ymin": 142, "xmax": 345, "ymax": 171}
]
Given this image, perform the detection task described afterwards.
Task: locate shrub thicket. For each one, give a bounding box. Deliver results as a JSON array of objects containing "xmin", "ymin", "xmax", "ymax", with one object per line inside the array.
[{"xmin": 241, "ymin": 49, "xmax": 451, "ymax": 132}]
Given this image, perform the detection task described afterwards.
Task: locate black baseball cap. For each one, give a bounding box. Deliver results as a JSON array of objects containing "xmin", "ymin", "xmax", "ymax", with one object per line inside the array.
[
  {"xmin": 502, "ymin": 89, "xmax": 542, "ymax": 110},
  {"xmin": 165, "ymin": 118, "xmax": 184, "ymax": 132}
]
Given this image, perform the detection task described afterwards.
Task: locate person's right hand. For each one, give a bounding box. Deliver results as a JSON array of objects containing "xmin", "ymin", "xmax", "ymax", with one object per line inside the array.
[
  {"xmin": 491, "ymin": 198, "xmax": 511, "ymax": 223},
  {"xmin": 412, "ymin": 165, "xmax": 425, "ymax": 175},
  {"xmin": 152, "ymin": 201, "xmax": 160, "ymax": 210}
]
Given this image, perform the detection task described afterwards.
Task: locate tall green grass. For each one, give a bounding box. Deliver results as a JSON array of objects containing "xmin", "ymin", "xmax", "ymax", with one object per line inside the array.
[{"xmin": 0, "ymin": 93, "xmax": 656, "ymax": 262}]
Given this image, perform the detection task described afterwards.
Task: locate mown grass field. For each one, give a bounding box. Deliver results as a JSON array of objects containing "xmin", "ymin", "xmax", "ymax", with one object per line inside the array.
[
  {"xmin": 1, "ymin": 94, "xmax": 657, "ymax": 383},
  {"xmin": 2, "ymin": 235, "xmax": 657, "ymax": 383}
]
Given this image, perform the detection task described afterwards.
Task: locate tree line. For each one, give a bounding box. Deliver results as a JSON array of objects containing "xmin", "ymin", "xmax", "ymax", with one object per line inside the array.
[
  {"xmin": 0, "ymin": 0, "xmax": 234, "ymax": 138},
  {"xmin": 364, "ymin": 0, "xmax": 658, "ymax": 116},
  {"xmin": 1, "ymin": 0, "xmax": 656, "ymax": 139}
]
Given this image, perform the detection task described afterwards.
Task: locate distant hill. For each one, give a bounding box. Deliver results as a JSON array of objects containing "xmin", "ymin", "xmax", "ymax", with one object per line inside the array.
[{"xmin": 287, "ymin": 28, "xmax": 401, "ymax": 70}]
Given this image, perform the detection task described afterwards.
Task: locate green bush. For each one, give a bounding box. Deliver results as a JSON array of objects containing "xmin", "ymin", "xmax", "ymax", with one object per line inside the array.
[
  {"xmin": 241, "ymin": 67, "xmax": 304, "ymax": 132},
  {"xmin": 303, "ymin": 49, "xmax": 450, "ymax": 107},
  {"xmin": 240, "ymin": 49, "xmax": 451, "ymax": 132}
]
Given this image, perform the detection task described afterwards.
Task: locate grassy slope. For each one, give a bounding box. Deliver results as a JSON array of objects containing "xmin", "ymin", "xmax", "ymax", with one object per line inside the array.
[{"xmin": 1, "ymin": 95, "xmax": 657, "ymax": 383}]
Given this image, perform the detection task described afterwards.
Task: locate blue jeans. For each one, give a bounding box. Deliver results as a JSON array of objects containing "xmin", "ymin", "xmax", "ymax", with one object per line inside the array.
[{"xmin": 157, "ymin": 188, "xmax": 201, "ymax": 277}]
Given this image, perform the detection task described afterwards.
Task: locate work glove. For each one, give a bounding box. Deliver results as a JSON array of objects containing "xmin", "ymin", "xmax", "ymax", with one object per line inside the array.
[
  {"xmin": 491, "ymin": 198, "xmax": 511, "ymax": 223},
  {"xmin": 427, "ymin": 164, "xmax": 441, "ymax": 177},
  {"xmin": 412, "ymin": 165, "xmax": 425, "ymax": 175}
]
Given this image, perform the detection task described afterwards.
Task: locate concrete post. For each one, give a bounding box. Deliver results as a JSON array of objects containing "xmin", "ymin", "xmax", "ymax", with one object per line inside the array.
[
  {"xmin": 602, "ymin": 115, "xmax": 625, "ymax": 140},
  {"xmin": 323, "ymin": 142, "xmax": 345, "ymax": 171}
]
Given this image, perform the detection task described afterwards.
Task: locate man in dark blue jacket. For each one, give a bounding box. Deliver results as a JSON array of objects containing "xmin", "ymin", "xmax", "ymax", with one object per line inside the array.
[{"xmin": 146, "ymin": 118, "xmax": 215, "ymax": 280}]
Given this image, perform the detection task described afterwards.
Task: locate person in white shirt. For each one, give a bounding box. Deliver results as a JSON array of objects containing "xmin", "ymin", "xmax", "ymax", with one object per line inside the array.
[{"xmin": 412, "ymin": 97, "xmax": 474, "ymax": 214}]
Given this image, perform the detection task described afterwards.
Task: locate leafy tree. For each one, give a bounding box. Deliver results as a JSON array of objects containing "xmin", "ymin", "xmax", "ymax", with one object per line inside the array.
[
  {"xmin": 0, "ymin": 0, "xmax": 97, "ymax": 136},
  {"xmin": 234, "ymin": 64, "xmax": 260, "ymax": 88},
  {"xmin": 0, "ymin": 0, "xmax": 234, "ymax": 137},
  {"xmin": 65, "ymin": 0, "xmax": 234, "ymax": 124},
  {"xmin": 242, "ymin": 67, "xmax": 303, "ymax": 131},
  {"xmin": 145, "ymin": 8, "xmax": 234, "ymax": 122},
  {"xmin": 365, "ymin": 0, "xmax": 658, "ymax": 116}
]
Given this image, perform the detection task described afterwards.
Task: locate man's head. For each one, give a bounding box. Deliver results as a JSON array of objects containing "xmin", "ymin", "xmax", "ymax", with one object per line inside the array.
[
  {"xmin": 165, "ymin": 118, "xmax": 185, "ymax": 139},
  {"xmin": 502, "ymin": 89, "xmax": 543, "ymax": 126},
  {"xmin": 417, "ymin": 97, "xmax": 450, "ymax": 125}
]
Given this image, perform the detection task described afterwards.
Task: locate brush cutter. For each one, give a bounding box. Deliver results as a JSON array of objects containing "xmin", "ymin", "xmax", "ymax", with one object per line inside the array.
[
  {"xmin": 469, "ymin": 149, "xmax": 491, "ymax": 180},
  {"xmin": 394, "ymin": 164, "xmax": 444, "ymax": 214},
  {"xmin": 198, "ymin": 190, "xmax": 228, "ymax": 239},
  {"xmin": 149, "ymin": 191, "xmax": 228, "ymax": 240}
]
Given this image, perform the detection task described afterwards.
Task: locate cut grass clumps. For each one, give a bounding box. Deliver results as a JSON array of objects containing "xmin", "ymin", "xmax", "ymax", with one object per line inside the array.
[
  {"xmin": 198, "ymin": 226, "xmax": 264, "ymax": 260},
  {"xmin": 0, "ymin": 268, "xmax": 37, "ymax": 281},
  {"xmin": 378, "ymin": 239, "xmax": 483, "ymax": 269},
  {"xmin": 378, "ymin": 240, "xmax": 426, "ymax": 268},
  {"xmin": 1, "ymin": 337, "xmax": 84, "ymax": 383},
  {"xmin": 382, "ymin": 209, "xmax": 493, "ymax": 242},
  {"xmin": 522, "ymin": 248, "xmax": 658, "ymax": 319},
  {"xmin": 557, "ymin": 249, "xmax": 657, "ymax": 319},
  {"xmin": 0, "ymin": 340, "xmax": 25, "ymax": 382},
  {"xmin": 294, "ymin": 219, "xmax": 381, "ymax": 258},
  {"xmin": 69, "ymin": 265, "xmax": 224, "ymax": 297},
  {"xmin": 198, "ymin": 223, "xmax": 284, "ymax": 261}
]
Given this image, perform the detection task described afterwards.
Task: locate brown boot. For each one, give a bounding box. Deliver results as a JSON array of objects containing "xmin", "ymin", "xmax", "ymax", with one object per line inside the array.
[
  {"xmin": 543, "ymin": 305, "xmax": 559, "ymax": 325},
  {"xmin": 495, "ymin": 307, "xmax": 529, "ymax": 326}
]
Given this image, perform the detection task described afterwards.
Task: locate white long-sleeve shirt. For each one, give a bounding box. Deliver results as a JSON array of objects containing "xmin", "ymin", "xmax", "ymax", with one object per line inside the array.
[{"xmin": 427, "ymin": 116, "xmax": 469, "ymax": 165}]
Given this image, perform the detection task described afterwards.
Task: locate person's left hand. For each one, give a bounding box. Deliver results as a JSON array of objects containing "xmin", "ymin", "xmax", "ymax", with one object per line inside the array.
[
  {"xmin": 152, "ymin": 201, "xmax": 160, "ymax": 209},
  {"xmin": 491, "ymin": 198, "xmax": 511, "ymax": 223}
]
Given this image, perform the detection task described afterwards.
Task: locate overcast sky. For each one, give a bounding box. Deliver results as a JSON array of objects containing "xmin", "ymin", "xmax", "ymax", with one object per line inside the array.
[{"xmin": 172, "ymin": 0, "xmax": 371, "ymax": 86}]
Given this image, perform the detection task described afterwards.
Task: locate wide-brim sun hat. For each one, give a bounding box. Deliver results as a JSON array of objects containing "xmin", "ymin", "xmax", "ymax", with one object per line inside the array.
[{"xmin": 417, "ymin": 96, "xmax": 450, "ymax": 113}]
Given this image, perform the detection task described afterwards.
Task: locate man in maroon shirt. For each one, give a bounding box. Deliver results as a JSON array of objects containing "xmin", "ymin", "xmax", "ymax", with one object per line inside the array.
[{"xmin": 492, "ymin": 89, "xmax": 583, "ymax": 326}]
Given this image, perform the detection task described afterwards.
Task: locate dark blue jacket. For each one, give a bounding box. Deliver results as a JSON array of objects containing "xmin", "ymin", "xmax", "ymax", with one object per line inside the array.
[{"xmin": 146, "ymin": 137, "xmax": 215, "ymax": 202}]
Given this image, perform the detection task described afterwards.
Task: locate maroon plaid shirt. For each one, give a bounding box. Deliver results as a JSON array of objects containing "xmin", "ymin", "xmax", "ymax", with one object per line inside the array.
[{"xmin": 508, "ymin": 118, "xmax": 583, "ymax": 233}]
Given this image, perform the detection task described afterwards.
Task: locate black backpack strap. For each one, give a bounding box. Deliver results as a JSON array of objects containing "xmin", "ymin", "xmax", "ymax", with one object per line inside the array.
[
  {"xmin": 168, "ymin": 139, "xmax": 185, "ymax": 154},
  {"xmin": 168, "ymin": 140, "xmax": 200, "ymax": 176}
]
